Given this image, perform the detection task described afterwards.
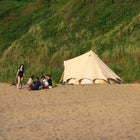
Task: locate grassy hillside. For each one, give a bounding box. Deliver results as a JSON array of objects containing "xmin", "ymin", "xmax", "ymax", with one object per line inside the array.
[{"xmin": 0, "ymin": 0, "xmax": 140, "ymax": 83}]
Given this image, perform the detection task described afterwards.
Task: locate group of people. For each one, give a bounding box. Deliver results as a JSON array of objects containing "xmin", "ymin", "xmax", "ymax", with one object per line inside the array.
[
  {"xmin": 16, "ymin": 64, "xmax": 52, "ymax": 90},
  {"xmin": 27, "ymin": 74, "xmax": 52, "ymax": 91}
]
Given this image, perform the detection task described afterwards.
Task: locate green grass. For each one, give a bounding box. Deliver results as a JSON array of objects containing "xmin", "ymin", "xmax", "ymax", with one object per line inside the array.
[{"xmin": 0, "ymin": 0, "xmax": 140, "ymax": 83}]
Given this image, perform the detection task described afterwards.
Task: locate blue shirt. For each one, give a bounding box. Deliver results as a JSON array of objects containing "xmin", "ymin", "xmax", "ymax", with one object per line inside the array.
[{"xmin": 33, "ymin": 81, "xmax": 41, "ymax": 89}]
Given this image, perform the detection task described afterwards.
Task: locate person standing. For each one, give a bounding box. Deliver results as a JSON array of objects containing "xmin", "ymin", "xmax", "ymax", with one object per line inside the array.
[{"xmin": 16, "ymin": 64, "xmax": 24, "ymax": 89}]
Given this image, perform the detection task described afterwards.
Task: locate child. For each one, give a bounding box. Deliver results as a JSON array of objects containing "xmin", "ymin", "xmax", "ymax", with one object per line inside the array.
[{"xmin": 27, "ymin": 75, "xmax": 34, "ymax": 85}]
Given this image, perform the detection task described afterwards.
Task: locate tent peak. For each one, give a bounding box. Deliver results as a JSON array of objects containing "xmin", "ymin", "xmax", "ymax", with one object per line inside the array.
[{"xmin": 88, "ymin": 50, "xmax": 98, "ymax": 57}]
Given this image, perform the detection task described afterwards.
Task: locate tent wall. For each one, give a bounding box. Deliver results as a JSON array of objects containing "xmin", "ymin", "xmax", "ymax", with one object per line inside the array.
[{"xmin": 61, "ymin": 50, "xmax": 122, "ymax": 84}]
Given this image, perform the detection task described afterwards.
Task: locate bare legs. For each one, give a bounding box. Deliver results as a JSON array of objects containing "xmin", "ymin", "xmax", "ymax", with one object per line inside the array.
[
  {"xmin": 21, "ymin": 77, "xmax": 23, "ymax": 88},
  {"xmin": 17, "ymin": 76, "xmax": 23, "ymax": 89},
  {"xmin": 27, "ymin": 86, "xmax": 31, "ymax": 91},
  {"xmin": 27, "ymin": 82, "xmax": 33, "ymax": 91}
]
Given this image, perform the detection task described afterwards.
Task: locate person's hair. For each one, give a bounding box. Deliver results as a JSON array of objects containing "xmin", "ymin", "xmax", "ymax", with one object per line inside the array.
[
  {"xmin": 31, "ymin": 75, "xmax": 34, "ymax": 79},
  {"xmin": 36, "ymin": 77, "xmax": 39, "ymax": 81},
  {"xmin": 41, "ymin": 76, "xmax": 45, "ymax": 79},
  {"xmin": 45, "ymin": 74, "xmax": 50, "ymax": 77},
  {"xmin": 19, "ymin": 64, "xmax": 24, "ymax": 71}
]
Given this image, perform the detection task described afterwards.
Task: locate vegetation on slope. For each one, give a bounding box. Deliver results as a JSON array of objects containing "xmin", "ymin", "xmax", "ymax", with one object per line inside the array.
[{"xmin": 0, "ymin": 0, "xmax": 140, "ymax": 83}]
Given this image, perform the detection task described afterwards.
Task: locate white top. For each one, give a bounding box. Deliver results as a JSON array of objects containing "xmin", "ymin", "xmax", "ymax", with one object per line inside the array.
[
  {"xmin": 27, "ymin": 78, "xmax": 33, "ymax": 84},
  {"xmin": 43, "ymin": 79, "xmax": 49, "ymax": 86}
]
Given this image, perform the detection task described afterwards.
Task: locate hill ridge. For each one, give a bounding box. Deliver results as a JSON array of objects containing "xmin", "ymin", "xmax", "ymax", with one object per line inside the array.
[{"xmin": 0, "ymin": 0, "xmax": 140, "ymax": 83}]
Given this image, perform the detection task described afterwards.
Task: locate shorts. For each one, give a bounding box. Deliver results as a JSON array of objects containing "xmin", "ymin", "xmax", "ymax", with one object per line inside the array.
[{"xmin": 43, "ymin": 86, "xmax": 49, "ymax": 89}]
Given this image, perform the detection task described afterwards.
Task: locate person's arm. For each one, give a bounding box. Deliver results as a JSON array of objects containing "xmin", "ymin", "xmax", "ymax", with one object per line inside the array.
[
  {"xmin": 39, "ymin": 82, "xmax": 43, "ymax": 89},
  {"xmin": 32, "ymin": 81, "xmax": 35, "ymax": 86},
  {"xmin": 16, "ymin": 69, "xmax": 19, "ymax": 78},
  {"xmin": 28, "ymin": 81, "xmax": 33, "ymax": 87},
  {"xmin": 39, "ymin": 85, "xmax": 43, "ymax": 89}
]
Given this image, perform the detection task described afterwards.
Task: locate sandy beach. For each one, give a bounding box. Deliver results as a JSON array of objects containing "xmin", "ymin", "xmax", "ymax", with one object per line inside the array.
[{"xmin": 0, "ymin": 83, "xmax": 140, "ymax": 140}]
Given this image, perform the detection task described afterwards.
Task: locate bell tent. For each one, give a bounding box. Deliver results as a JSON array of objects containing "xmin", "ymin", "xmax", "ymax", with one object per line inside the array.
[{"xmin": 60, "ymin": 50, "xmax": 122, "ymax": 84}]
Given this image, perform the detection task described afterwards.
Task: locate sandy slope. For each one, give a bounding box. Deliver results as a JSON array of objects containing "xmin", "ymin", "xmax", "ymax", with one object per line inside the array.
[{"xmin": 0, "ymin": 83, "xmax": 140, "ymax": 140}]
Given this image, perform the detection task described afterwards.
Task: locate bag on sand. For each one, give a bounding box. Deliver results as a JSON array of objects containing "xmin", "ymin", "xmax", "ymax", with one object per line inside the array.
[{"xmin": 11, "ymin": 77, "xmax": 17, "ymax": 86}]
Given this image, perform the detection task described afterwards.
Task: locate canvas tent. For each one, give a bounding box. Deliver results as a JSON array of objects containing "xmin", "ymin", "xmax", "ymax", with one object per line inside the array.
[{"xmin": 60, "ymin": 50, "xmax": 122, "ymax": 84}]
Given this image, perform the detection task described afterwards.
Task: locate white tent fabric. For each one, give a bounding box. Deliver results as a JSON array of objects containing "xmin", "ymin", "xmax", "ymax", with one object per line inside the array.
[{"xmin": 61, "ymin": 50, "xmax": 122, "ymax": 84}]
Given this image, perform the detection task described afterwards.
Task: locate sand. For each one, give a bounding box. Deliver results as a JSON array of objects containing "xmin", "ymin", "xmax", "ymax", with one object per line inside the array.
[{"xmin": 0, "ymin": 83, "xmax": 140, "ymax": 140}]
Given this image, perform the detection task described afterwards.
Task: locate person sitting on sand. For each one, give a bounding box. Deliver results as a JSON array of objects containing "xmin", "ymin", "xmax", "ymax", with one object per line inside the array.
[
  {"xmin": 27, "ymin": 77, "xmax": 41, "ymax": 91},
  {"xmin": 40, "ymin": 76, "xmax": 49, "ymax": 89},
  {"xmin": 27, "ymin": 75, "xmax": 34, "ymax": 85},
  {"xmin": 45, "ymin": 74, "xmax": 52, "ymax": 88}
]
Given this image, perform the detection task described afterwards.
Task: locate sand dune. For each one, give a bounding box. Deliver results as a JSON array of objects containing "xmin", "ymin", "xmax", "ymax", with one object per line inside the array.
[{"xmin": 0, "ymin": 83, "xmax": 140, "ymax": 140}]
